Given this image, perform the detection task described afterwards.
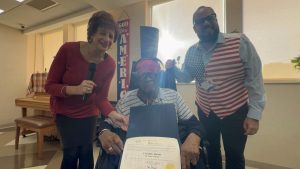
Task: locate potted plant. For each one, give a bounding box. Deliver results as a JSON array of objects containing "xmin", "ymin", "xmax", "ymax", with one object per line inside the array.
[{"xmin": 291, "ymin": 55, "xmax": 300, "ymax": 70}]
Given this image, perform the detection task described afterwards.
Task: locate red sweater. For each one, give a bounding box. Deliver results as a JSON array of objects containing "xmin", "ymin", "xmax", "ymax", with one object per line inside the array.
[{"xmin": 45, "ymin": 42, "xmax": 116, "ymax": 118}]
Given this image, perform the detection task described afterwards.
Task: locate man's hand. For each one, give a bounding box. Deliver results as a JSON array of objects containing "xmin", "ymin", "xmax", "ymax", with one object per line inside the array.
[
  {"xmin": 180, "ymin": 133, "xmax": 201, "ymax": 169},
  {"xmin": 108, "ymin": 111, "xmax": 129, "ymax": 131},
  {"xmin": 165, "ymin": 59, "xmax": 176, "ymax": 69},
  {"xmin": 243, "ymin": 117, "xmax": 259, "ymax": 135},
  {"xmin": 98, "ymin": 130, "xmax": 124, "ymax": 155}
]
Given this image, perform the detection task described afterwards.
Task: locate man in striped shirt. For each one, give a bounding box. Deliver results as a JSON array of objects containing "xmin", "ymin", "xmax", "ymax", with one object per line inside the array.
[
  {"xmin": 95, "ymin": 58, "xmax": 206, "ymax": 169},
  {"xmin": 166, "ymin": 6, "xmax": 265, "ymax": 169}
]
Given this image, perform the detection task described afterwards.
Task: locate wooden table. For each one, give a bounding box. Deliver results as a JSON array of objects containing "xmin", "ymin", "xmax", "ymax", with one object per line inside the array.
[{"xmin": 15, "ymin": 97, "xmax": 50, "ymax": 117}]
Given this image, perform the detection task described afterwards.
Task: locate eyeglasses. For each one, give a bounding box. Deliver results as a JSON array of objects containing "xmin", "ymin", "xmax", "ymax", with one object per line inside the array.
[
  {"xmin": 138, "ymin": 72, "xmax": 160, "ymax": 80},
  {"xmin": 194, "ymin": 13, "xmax": 216, "ymax": 26}
]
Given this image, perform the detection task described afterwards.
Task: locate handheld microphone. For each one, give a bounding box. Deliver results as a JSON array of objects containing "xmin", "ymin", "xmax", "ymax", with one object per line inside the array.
[{"xmin": 83, "ymin": 63, "xmax": 97, "ymax": 101}]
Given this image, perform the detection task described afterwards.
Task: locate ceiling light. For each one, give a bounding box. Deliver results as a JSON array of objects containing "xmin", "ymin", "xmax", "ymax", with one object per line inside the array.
[
  {"xmin": 0, "ymin": 9, "xmax": 4, "ymax": 14},
  {"xmin": 16, "ymin": 0, "xmax": 25, "ymax": 2}
]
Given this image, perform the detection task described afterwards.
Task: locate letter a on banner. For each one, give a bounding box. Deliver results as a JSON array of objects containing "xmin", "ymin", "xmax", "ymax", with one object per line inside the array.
[{"xmin": 117, "ymin": 19, "xmax": 130, "ymax": 100}]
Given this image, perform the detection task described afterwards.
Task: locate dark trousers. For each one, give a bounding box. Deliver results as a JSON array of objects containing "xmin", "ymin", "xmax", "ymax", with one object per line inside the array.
[
  {"xmin": 61, "ymin": 144, "xmax": 94, "ymax": 169},
  {"xmin": 56, "ymin": 114, "xmax": 97, "ymax": 169},
  {"xmin": 198, "ymin": 104, "xmax": 248, "ymax": 169}
]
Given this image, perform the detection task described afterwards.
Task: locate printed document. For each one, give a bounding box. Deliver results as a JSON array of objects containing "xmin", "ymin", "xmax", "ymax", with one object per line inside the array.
[{"xmin": 119, "ymin": 137, "xmax": 181, "ymax": 169}]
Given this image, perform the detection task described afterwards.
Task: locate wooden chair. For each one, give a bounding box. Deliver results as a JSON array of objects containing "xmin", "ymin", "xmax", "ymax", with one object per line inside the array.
[{"xmin": 15, "ymin": 115, "xmax": 56, "ymax": 158}]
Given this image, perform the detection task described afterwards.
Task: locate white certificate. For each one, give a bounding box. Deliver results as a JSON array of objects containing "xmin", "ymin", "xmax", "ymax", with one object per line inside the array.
[{"xmin": 119, "ymin": 137, "xmax": 181, "ymax": 169}]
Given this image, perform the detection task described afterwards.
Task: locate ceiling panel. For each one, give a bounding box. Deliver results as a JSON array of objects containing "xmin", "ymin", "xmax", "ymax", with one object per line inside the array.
[
  {"xmin": 0, "ymin": 0, "xmax": 20, "ymax": 11},
  {"xmin": 0, "ymin": 0, "xmax": 95, "ymax": 30},
  {"xmin": 0, "ymin": 0, "xmax": 145, "ymax": 32}
]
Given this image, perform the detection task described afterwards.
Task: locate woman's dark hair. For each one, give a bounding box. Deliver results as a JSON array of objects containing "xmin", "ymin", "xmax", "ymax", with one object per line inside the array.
[{"xmin": 87, "ymin": 11, "xmax": 119, "ymax": 43}]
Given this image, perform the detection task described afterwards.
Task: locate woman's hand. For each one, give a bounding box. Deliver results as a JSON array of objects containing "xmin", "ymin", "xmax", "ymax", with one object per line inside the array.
[
  {"xmin": 99, "ymin": 130, "xmax": 124, "ymax": 155},
  {"xmin": 65, "ymin": 80, "xmax": 96, "ymax": 96},
  {"xmin": 108, "ymin": 111, "xmax": 129, "ymax": 131},
  {"xmin": 76, "ymin": 80, "xmax": 96, "ymax": 95}
]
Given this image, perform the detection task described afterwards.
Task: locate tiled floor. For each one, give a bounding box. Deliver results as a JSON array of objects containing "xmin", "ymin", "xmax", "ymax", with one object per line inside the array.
[
  {"xmin": 0, "ymin": 127, "xmax": 292, "ymax": 169},
  {"xmin": 0, "ymin": 128, "xmax": 58, "ymax": 169},
  {"xmin": 6, "ymin": 133, "xmax": 38, "ymax": 146},
  {"xmin": 0, "ymin": 127, "xmax": 102, "ymax": 169}
]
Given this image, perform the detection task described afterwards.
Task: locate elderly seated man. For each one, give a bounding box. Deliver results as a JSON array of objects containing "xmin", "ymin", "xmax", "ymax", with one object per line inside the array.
[{"xmin": 95, "ymin": 58, "xmax": 206, "ymax": 169}]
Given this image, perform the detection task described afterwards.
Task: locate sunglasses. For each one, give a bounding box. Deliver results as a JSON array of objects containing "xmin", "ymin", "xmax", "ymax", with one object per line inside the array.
[
  {"xmin": 194, "ymin": 13, "xmax": 216, "ymax": 26},
  {"xmin": 138, "ymin": 72, "xmax": 160, "ymax": 80}
]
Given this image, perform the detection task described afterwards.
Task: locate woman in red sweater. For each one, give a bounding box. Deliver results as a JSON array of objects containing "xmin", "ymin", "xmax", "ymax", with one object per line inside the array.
[{"xmin": 45, "ymin": 11, "xmax": 128, "ymax": 169}]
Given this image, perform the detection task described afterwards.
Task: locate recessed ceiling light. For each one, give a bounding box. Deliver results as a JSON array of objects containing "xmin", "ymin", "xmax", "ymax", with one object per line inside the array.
[
  {"xmin": 16, "ymin": 0, "xmax": 25, "ymax": 2},
  {"xmin": 0, "ymin": 9, "xmax": 4, "ymax": 14}
]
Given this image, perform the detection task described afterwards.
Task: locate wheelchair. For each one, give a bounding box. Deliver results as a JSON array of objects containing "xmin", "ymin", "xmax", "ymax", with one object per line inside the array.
[{"xmin": 94, "ymin": 60, "xmax": 211, "ymax": 169}]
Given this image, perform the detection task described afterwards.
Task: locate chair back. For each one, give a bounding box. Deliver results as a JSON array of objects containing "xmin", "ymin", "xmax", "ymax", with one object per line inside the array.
[{"xmin": 27, "ymin": 72, "xmax": 48, "ymax": 95}]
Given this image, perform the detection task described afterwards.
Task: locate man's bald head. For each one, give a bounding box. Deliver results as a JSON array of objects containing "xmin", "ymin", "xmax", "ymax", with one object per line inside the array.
[{"xmin": 193, "ymin": 6, "xmax": 216, "ymax": 25}]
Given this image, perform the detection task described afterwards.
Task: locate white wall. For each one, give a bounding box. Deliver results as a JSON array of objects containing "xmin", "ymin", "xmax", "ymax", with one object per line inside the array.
[
  {"xmin": 247, "ymin": 83, "xmax": 300, "ymax": 168},
  {"xmin": 0, "ymin": 24, "xmax": 28, "ymax": 126},
  {"xmin": 177, "ymin": 84, "xmax": 197, "ymax": 113},
  {"xmin": 244, "ymin": 0, "xmax": 300, "ymax": 64}
]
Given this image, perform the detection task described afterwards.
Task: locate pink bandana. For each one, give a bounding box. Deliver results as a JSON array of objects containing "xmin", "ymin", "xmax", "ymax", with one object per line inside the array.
[{"xmin": 135, "ymin": 59, "xmax": 161, "ymax": 75}]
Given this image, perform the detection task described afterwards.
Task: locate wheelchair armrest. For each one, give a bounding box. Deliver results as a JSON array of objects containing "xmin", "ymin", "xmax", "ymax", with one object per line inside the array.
[{"xmin": 199, "ymin": 140, "xmax": 211, "ymax": 169}]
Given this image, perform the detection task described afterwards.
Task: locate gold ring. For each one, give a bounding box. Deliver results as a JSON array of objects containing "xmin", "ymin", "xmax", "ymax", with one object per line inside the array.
[{"xmin": 108, "ymin": 147, "xmax": 113, "ymax": 151}]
